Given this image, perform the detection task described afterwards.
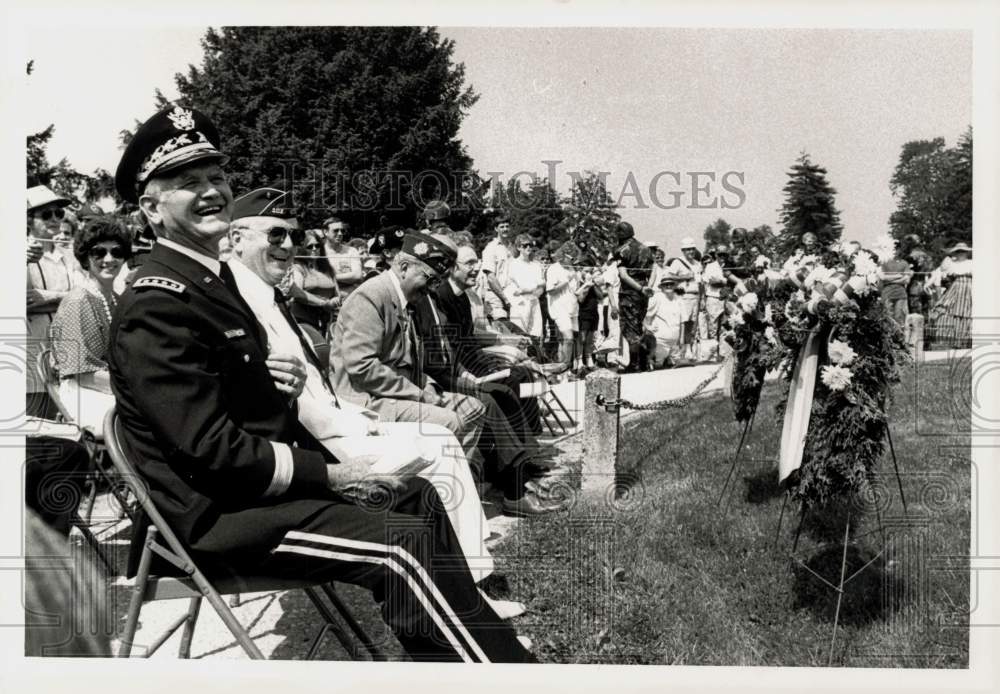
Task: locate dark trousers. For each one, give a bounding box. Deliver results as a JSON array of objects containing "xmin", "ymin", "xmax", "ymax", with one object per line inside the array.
[
  {"xmin": 25, "ymin": 436, "xmax": 90, "ymax": 537},
  {"xmin": 250, "ymin": 477, "xmax": 533, "ymax": 663}
]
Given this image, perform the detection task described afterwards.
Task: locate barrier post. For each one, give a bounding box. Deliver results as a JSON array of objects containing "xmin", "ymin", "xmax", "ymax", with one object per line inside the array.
[{"xmin": 582, "ymin": 368, "xmax": 621, "ymax": 496}]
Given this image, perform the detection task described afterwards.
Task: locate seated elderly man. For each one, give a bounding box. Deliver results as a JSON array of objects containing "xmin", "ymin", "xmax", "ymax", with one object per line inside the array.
[
  {"xmin": 413, "ymin": 239, "xmax": 566, "ymax": 516},
  {"xmin": 108, "ymin": 104, "xmax": 532, "ymax": 662},
  {"xmin": 328, "ymin": 232, "xmax": 488, "ymax": 466},
  {"xmin": 225, "ymin": 187, "xmax": 501, "ymax": 587}
]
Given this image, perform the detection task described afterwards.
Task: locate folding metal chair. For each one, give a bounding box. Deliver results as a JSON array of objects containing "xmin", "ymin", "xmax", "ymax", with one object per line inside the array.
[{"xmin": 103, "ymin": 407, "xmax": 385, "ymax": 660}]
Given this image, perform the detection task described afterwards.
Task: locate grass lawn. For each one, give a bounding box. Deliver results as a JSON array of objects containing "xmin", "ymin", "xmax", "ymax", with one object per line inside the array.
[{"xmin": 493, "ymin": 356, "xmax": 971, "ymax": 666}]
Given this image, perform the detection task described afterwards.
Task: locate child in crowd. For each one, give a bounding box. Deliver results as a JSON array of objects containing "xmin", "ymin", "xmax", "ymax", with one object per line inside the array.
[
  {"xmin": 575, "ymin": 263, "xmax": 605, "ymax": 374},
  {"xmin": 643, "ymin": 274, "xmax": 685, "ymax": 369}
]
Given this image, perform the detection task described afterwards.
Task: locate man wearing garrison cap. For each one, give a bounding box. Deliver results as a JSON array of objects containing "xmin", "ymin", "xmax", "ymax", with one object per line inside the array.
[
  {"xmin": 107, "ymin": 105, "xmax": 533, "ymax": 663},
  {"xmin": 329, "ymin": 231, "xmax": 490, "ymax": 465}
]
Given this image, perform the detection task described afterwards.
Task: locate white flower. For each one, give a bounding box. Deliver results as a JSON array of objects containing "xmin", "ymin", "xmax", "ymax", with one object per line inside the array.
[
  {"xmin": 804, "ymin": 264, "xmax": 833, "ymax": 290},
  {"xmin": 763, "ymin": 303, "xmax": 773, "ymax": 324},
  {"xmin": 764, "ymin": 326, "xmax": 778, "ymax": 345},
  {"xmin": 738, "ymin": 292, "xmax": 759, "ymax": 313},
  {"xmin": 820, "ymin": 365, "xmax": 853, "ymax": 391},
  {"xmin": 827, "ymin": 339, "xmax": 857, "ymax": 366},
  {"xmin": 730, "ymin": 311, "xmax": 745, "ymax": 326},
  {"xmin": 793, "ymin": 290, "xmax": 806, "ymax": 303},
  {"xmin": 852, "ymin": 250, "xmax": 883, "ymax": 287},
  {"xmin": 754, "ymin": 254, "xmax": 770, "ymax": 268}
]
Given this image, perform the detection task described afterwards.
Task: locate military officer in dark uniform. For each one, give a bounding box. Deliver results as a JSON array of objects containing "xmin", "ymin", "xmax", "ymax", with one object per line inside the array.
[{"xmin": 107, "ymin": 103, "xmax": 533, "ymax": 663}]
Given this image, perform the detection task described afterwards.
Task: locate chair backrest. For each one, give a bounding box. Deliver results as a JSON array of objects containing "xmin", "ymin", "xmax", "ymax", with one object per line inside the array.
[
  {"xmin": 101, "ymin": 407, "xmax": 196, "ymax": 567},
  {"xmin": 35, "ymin": 347, "xmax": 74, "ymax": 424}
]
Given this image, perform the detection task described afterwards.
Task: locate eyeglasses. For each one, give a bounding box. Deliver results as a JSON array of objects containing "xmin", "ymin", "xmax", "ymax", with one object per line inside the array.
[
  {"xmin": 266, "ymin": 227, "xmax": 306, "ymax": 246},
  {"xmin": 519, "ymin": 243, "xmax": 536, "ymax": 249},
  {"xmin": 88, "ymin": 246, "xmax": 127, "ymax": 260},
  {"xmin": 32, "ymin": 208, "xmax": 66, "ymax": 222}
]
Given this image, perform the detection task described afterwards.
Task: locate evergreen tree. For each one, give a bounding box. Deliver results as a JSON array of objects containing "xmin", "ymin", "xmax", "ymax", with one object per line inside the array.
[
  {"xmin": 154, "ymin": 26, "xmax": 478, "ymax": 234},
  {"xmin": 702, "ymin": 218, "xmax": 732, "ymax": 252},
  {"xmin": 493, "ymin": 177, "xmax": 565, "ymax": 250},
  {"xmin": 776, "ymin": 152, "xmax": 843, "ymax": 259},
  {"xmin": 560, "ymin": 171, "xmax": 621, "ymax": 263},
  {"xmin": 889, "ymin": 128, "xmax": 971, "ymax": 261}
]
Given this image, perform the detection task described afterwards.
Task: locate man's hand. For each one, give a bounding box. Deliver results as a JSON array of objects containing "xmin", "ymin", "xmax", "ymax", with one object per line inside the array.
[
  {"xmin": 267, "ymin": 352, "xmax": 307, "ymax": 399},
  {"xmin": 326, "ymin": 458, "xmax": 426, "ymax": 502},
  {"xmin": 26, "ymin": 288, "xmax": 46, "ymax": 306},
  {"xmin": 27, "ymin": 240, "xmax": 43, "ymax": 264}
]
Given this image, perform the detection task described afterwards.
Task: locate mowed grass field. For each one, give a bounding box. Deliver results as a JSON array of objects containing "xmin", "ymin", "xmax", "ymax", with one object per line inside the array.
[{"xmin": 494, "ymin": 356, "xmax": 972, "ymax": 666}]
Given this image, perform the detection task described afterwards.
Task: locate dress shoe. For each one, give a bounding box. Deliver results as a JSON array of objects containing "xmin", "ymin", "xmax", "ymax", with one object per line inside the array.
[{"xmin": 501, "ymin": 491, "xmax": 566, "ymax": 517}]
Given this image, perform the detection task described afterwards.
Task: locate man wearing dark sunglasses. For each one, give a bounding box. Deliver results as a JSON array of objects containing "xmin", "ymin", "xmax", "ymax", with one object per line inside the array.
[{"xmin": 26, "ymin": 185, "xmax": 79, "ymax": 417}]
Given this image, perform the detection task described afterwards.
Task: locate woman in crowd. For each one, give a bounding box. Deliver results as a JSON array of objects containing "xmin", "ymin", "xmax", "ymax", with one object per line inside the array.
[
  {"xmin": 49, "ymin": 217, "xmax": 132, "ymax": 435},
  {"xmin": 668, "ymin": 237, "xmax": 704, "ymax": 363},
  {"xmin": 289, "ymin": 228, "xmax": 341, "ymax": 336},
  {"xmin": 544, "ymin": 243, "xmax": 579, "ymax": 373},
  {"xmin": 505, "ymin": 234, "xmax": 545, "ymax": 342},
  {"xmin": 928, "ymin": 242, "xmax": 973, "ymax": 349}
]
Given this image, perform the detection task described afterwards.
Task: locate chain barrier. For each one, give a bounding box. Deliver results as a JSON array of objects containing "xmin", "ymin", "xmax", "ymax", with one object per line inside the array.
[{"xmin": 595, "ymin": 356, "xmax": 732, "ymax": 412}]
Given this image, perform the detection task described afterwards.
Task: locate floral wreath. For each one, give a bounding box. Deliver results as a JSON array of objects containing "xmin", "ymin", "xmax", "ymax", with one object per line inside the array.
[{"xmin": 723, "ymin": 248, "xmax": 910, "ymax": 505}]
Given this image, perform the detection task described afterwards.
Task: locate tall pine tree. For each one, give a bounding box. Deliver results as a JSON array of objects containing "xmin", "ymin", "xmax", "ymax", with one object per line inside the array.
[
  {"xmin": 155, "ymin": 27, "xmax": 478, "ymax": 233},
  {"xmin": 560, "ymin": 171, "xmax": 621, "ymax": 263},
  {"xmin": 776, "ymin": 152, "xmax": 843, "ymax": 259}
]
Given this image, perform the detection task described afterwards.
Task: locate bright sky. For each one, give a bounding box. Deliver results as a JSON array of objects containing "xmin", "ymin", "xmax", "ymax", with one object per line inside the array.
[{"xmin": 25, "ymin": 26, "xmax": 971, "ymax": 252}]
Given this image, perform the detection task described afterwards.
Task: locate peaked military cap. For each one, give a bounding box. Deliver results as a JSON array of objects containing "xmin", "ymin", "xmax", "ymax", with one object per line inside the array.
[
  {"xmin": 232, "ymin": 188, "xmax": 296, "ymax": 220},
  {"xmin": 115, "ymin": 103, "xmax": 228, "ymax": 203},
  {"xmin": 77, "ymin": 202, "xmax": 105, "ymax": 221},
  {"xmin": 401, "ymin": 231, "xmax": 456, "ymax": 276}
]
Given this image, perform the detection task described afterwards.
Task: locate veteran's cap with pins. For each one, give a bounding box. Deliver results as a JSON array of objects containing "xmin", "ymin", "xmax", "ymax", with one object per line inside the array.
[{"xmin": 401, "ymin": 232, "xmax": 457, "ymax": 276}]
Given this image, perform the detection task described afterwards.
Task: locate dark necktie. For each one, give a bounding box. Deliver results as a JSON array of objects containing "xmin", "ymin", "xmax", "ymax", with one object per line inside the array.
[
  {"xmin": 273, "ymin": 288, "xmax": 339, "ymax": 406},
  {"xmin": 217, "ymin": 261, "xmax": 266, "ymax": 348},
  {"xmin": 406, "ymin": 304, "xmax": 423, "ymax": 385}
]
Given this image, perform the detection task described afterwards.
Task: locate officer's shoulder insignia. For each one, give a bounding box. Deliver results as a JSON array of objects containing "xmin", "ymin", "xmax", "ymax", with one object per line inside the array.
[{"xmin": 133, "ymin": 276, "xmax": 187, "ymax": 294}]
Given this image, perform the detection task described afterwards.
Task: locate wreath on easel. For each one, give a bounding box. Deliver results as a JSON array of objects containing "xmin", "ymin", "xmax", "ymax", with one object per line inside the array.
[{"xmin": 723, "ymin": 248, "xmax": 911, "ymax": 505}]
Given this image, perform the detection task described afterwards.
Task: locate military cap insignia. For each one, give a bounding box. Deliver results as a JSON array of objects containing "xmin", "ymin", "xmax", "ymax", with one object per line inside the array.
[
  {"xmin": 394, "ymin": 228, "xmax": 405, "ymax": 239},
  {"xmin": 413, "ymin": 242, "xmax": 429, "ymax": 257},
  {"xmin": 224, "ymin": 328, "xmax": 247, "ymax": 339},
  {"xmin": 168, "ymin": 107, "xmax": 196, "ymax": 131},
  {"xmin": 133, "ymin": 276, "xmax": 187, "ymax": 294}
]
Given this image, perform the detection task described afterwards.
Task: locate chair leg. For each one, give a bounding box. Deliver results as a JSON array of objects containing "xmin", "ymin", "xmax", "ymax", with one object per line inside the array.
[
  {"xmin": 320, "ymin": 583, "xmax": 386, "ymax": 661},
  {"xmin": 177, "ymin": 597, "xmax": 202, "ymax": 658},
  {"xmin": 548, "ymin": 391, "xmax": 576, "ymax": 428},
  {"xmin": 70, "ymin": 517, "xmax": 114, "ymax": 576},
  {"xmin": 303, "ymin": 587, "xmax": 363, "ymax": 660},
  {"xmin": 538, "ymin": 397, "xmax": 558, "ymax": 436},
  {"xmin": 118, "ymin": 532, "xmax": 156, "ymax": 657}
]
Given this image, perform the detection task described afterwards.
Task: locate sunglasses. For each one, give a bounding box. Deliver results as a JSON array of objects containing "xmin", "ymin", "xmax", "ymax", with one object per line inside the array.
[
  {"xmin": 519, "ymin": 243, "xmax": 536, "ymax": 249},
  {"xmin": 266, "ymin": 227, "xmax": 306, "ymax": 246},
  {"xmin": 88, "ymin": 246, "xmax": 127, "ymax": 260},
  {"xmin": 33, "ymin": 208, "xmax": 66, "ymax": 222}
]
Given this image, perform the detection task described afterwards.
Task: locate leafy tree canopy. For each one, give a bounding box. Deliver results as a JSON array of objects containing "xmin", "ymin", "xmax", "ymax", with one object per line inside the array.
[{"xmin": 158, "ymin": 26, "xmax": 479, "ymax": 235}]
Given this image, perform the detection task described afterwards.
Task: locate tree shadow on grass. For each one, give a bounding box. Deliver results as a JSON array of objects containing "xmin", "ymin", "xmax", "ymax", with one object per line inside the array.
[{"xmin": 792, "ymin": 544, "xmax": 905, "ymax": 627}]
